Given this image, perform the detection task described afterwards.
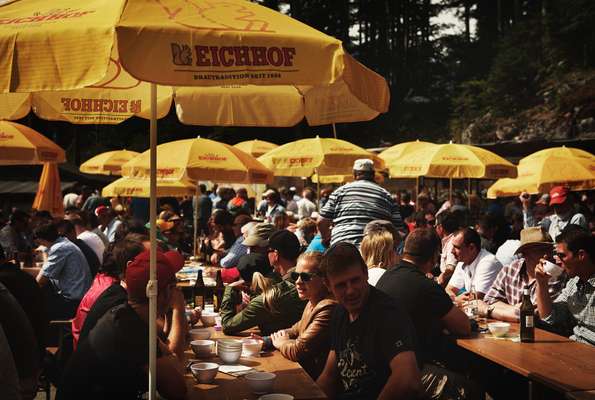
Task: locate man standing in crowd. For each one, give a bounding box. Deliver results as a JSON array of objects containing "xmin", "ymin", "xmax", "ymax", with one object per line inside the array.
[
  {"xmin": 535, "ymin": 226, "xmax": 595, "ymax": 345},
  {"xmin": 446, "ymin": 228, "xmax": 503, "ymax": 305},
  {"xmin": 316, "ymin": 242, "xmax": 421, "ymax": 400},
  {"xmin": 318, "ymin": 159, "xmax": 405, "ymax": 247},
  {"xmin": 521, "ymin": 186, "xmax": 587, "ymax": 240},
  {"xmin": 376, "ymin": 229, "xmax": 476, "ymax": 399},
  {"xmin": 297, "ymin": 188, "xmax": 317, "ymax": 220}
]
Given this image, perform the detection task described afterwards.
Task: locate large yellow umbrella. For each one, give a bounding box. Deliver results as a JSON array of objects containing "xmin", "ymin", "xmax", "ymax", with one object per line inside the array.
[
  {"xmin": 80, "ymin": 149, "xmax": 141, "ymax": 176},
  {"xmin": 379, "ymin": 140, "xmax": 437, "ymax": 178},
  {"xmin": 122, "ymin": 137, "xmax": 273, "ymax": 184},
  {"xmin": 102, "ymin": 176, "xmax": 196, "ymax": 197},
  {"xmin": 257, "ymin": 136, "xmax": 384, "ymax": 177},
  {"xmin": 312, "ymin": 171, "xmax": 385, "ymax": 184},
  {"xmin": 234, "ymin": 139, "xmax": 278, "ymax": 158},
  {"xmin": 0, "ymin": 121, "xmax": 65, "ymax": 164},
  {"xmin": 487, "ymin": 147, "xmax": 595, "ymax": 198},
  {"xmin": 32, "ymin": 163, "xmax": 64, "ymax": 216}
]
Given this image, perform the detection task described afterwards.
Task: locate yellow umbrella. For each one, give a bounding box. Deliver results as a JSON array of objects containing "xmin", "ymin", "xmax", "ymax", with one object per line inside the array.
[
  {"xmin": 234, "ymin": 139, "xmax": 278, "ymax": 158},
  {"xmin": 257, "ymin": 136, "xmax": 384, "ymax": 177},
  {"xmin": 102, "ymin": 176, "xmax": 196, "ymax": 197},
  {"xmin": 32, "ymin": 163, "xmax": 64, "ymax": 216},
  {"xmin": 487, "ymin": 147, "xmax": 595, "ymax": 198},
  {"xmin": 379, "ymin": 140, "xmax": 437, "ymax": 178},
  {"xmin": 312, "ymin": 171, "xmax": 385, "ymax": 184},
  {"xmin": 80, "ymin": 149, "xmax": 141, "ymax": 176},
  {"xmin": 122, "ymin": 137, "xmax": 273, "ymax": 184},
  {"xmin": 0, "ymin": 121, "xmax": 65, "ymax": 164}
]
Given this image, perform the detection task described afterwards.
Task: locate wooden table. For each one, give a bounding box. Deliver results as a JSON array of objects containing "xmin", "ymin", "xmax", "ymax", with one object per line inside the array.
[
  {"xmin": 456, "ymin": 322, "xmax": 595, "ymax": 395},
  {"xmin": 567, "ymin": 391, "xmax": 595, "ymax": 400},
  {"xmin": 185, "ymin": 328, "xmax": 327, "ymax": 400}
]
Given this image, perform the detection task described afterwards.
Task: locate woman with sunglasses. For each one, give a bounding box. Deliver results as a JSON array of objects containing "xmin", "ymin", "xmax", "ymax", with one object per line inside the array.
[{"xmin": 255, "ymin": 252, "xmax": 337, "ymax": 379}]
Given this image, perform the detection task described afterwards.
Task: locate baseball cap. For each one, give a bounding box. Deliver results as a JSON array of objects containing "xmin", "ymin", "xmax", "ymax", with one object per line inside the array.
[
  {"xmin": 243, "ymin": 223, "xmax": 276, "ymax": 247},
  {"xmin": 95, "ymin": 205, "xmax": 109, "ymax": 216},
  {"xmin": 353, "ymin": 159, "xmax": 375, "ymax": 172},
  {"xmin": 159, "ymin": 210, "xmax": 181, "ymax": 221},
  {"xmin": 125, "ymin": 250, "xmax": 177, "ymax": 302},
  {"xmin": 549, "ymin": 186, "xmax": 569, "ymax": 206},
  {"xmin": 269, "ymin": 230, "xmax": 301, "ymax": 260}
]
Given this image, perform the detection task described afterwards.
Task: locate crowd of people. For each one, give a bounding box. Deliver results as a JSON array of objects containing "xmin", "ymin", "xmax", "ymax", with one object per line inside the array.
[{"xmin": 0, "ymin": 157, "xmax": 594, "ymax": 400}]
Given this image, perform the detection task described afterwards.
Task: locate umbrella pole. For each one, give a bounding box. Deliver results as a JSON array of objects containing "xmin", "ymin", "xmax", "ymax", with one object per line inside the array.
[
  {"xmin": 449, "ymin": 177, "xmax": 453, "ymax": 203},
  {"xmin": 148, "ymin": 84, "xmax": 158, "ymax": 400},
  {"xmin": 415, "ymin": 176, "xmax": 419, "ymax": 210},
  {"xmin": 467, "ymin": 178, "xmax": 471, "ymax": 209},
  {"xmin": 193, "ymin": 185, "xmax": 200, "ymax": 256},
  {"xmin": 315, "ymin": 168, "xmax": 320, "ymax": 210},
  {"xmin": 332, "ymin": 123, "xmax": 337, "ymax": 139}
]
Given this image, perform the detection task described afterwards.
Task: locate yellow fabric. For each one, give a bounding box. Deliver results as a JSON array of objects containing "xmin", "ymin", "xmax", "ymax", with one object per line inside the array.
[
  {"xmin": 487, "ymin": 147, "xmax": 595, "ymax": 198},
  {"xmin": 80, "ymin": 150, "xmax": 141, "ymax": 175},
  {"xmin": 234, "ymin": 139, "xmax": 278, "ymax": 158},
  {"xmin": 0, "ymin": 92, "xmax": 30, "ymax": 119},
  {"xmin": 379, "ymin": 140, "xmax": 437, "ymax": 178},
  {"xmin": 32, "ymin": 163, "xmax": 64, "ymax": 216},
  {"xmin": 257, "ymin": 136, "xmax": 384, "ymax": 177},
  {"xmin": 312, "ymin": 171, "xmax": 385, "ymax": 184},
  {"xmin": 102, "ymin": 176, "xmax": 196, "ymax": 198},
  {"xmin": 386, "ymin": 142, "xmax": 517, "ymax": 179},
  {"xmin": 122, "ymin": 137, "xmax": 273, "ymax": 184},
  {"xmin": 0, "ymin": 121, "xmax": 65, "ymax": 164},
  {"xmin": 0, "ymin": 0, "xmax": 125, "ymax": 92}
]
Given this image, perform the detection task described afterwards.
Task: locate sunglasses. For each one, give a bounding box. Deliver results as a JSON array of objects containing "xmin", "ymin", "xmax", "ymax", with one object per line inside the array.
[{"xmin": 290, "ymin": 271, "xmax": 319, "ymax": 282}]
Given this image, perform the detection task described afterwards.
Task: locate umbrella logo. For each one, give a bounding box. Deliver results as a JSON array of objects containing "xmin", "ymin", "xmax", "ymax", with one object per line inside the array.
[
  {"xmin": 0, "ymin": 7, "xmax": 95, "ymax": 25},
  {"xmin": 171, "ymin": 43, "xmax": 193, "ymax": 66},
  {"xmin": 0, "ymin": 132, "xmax": 14, "ymax": 140}
]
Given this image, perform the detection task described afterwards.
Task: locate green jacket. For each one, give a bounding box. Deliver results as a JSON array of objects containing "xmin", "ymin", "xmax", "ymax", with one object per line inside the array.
[{"xmin": 220, "ymin": 274, "xmax": 307, "ymax": 335}]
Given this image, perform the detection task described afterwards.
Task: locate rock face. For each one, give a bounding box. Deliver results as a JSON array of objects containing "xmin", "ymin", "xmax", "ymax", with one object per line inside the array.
[{"xmin": 461, "ymin": 71, "xmax": 595, "ymax": 143}]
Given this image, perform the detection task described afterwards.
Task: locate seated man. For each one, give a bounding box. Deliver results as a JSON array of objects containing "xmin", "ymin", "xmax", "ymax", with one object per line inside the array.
[
  {"xmin": 220, "ymin": 230, "xmax": 306, "ymax": 335},
  {"xmin": 316, "ymin": 242, "xmax": 421, "ymax": 400},
  {"xmin": 446, "ymin": 227, "xmax": 503, "ymax": 306},
  {"xmin": 57, "ymin": 249, "xmax": 187, "ymax": 400},
  {"xmin": 57, "ymin": 219, "xmax": 100, "ymax": 278},
  {"xmin": 30, "ymin": 223, "xmax": 92, "ymax": 320},
  {"xmin": 478, "ymin": 227, "xmax": 565, "ymax": 322},
  {"xmin": 535, "ymin": 226, "xmax": 595, "ymax": 346},
  {"xmin": 219, "ymin": 214, "xmax": 253, "ymax": 268}
]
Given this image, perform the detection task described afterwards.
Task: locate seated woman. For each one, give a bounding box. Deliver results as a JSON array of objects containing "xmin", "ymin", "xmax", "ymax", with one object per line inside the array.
[
  {"xmin": 258, "ymin": 252, "xmax": 337, "ymax": 379},
  {"xmin": 360, "ymin": 228, "xmax": 398, "ymax": 286}
]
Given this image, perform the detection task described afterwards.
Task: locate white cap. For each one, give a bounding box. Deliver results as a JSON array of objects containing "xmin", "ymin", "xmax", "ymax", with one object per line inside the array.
[{"xmin": 353, "ymin": 158, "xmax": 375, "ymax": 172}]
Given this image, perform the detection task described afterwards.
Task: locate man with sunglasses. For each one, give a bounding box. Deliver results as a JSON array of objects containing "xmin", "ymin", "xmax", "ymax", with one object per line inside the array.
[
  {"xmin": 316, "ymin": 242, "xmax": 421, "ymax": 400},
  {"xmin": 535, "ymin": 225, "xmax": 595, "ymax": 345}
]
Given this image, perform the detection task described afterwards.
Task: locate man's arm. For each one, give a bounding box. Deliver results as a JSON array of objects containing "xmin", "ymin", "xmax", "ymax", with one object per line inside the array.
[
  {"xmin": 316, "ymin": 350, "xmax": 339, "ymax": 399},
  {"xmin": 220, "ymin": 286, "xmax": 270, "ymax": 335},
  {"xmin": 165, "ymin": 287, "xmax": 188, "ymax": 358},
  {"xmin": 36, "ymin": 272, "xmax": 50, "ymax": 287},
  {"xmin": 534, "ymin": 261, "xmax": 555, "ymax": 319},
  {"xmin": 478, "ymin": 300, "xmax": 519, "ymax": 322},
  {"xmin": 317, "ymin": 217, "xmax": 332, "ymax": 246},
  {"xmin": 441, "ymin": 305, "xmax": 471, "ymax": 336},
  {"xmin": 377, "ymin": 351, "xmax": 422, "ymax": 400}
]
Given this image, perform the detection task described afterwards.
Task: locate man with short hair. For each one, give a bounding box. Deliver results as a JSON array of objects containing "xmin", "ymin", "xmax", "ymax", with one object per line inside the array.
[
  {"xmin": 435, "ymin": 210, "xmax": 460, "ymax": 287},
  {"xmin": 297, "ymin": 188, "xmax": 317, "ymax": 219},
  {"xmin": 56, "ymin": 219, "xmax": 100, "ymax": 278},
  {"xmin": 220, "ymin": 214, "xmax": 253, "ymax": 268},
  {"xmin": 376, "ymin": 228, "xmax": 476, "ymax": 399},
  {"xmin": 220, "ymin": 229, "xmax": 306, "ymax": 335},
  {"xmin": 535, "ymin": 226, "xmax": 595, "ymax": 345},
  {"xmin": 446, "ymin": 228, "xmax": 503, "ymax": 306},
  {"xmin": 316, "ymin": 242, "xmax": 421, "ymax": 400},
  {"xmin": 318, "ymin": 159, "xmax": 405, "ymax": 247},
  {"xmin": 96, "ymin": 207, "xmax": 122, "ymax": 243},
  {"xmin": 68, "ymin": 215, "xmax": 105, "ymax": 264}
]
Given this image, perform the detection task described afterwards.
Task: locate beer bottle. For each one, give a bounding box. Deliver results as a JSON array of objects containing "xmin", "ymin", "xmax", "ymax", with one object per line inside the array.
[
  {"xmin": 213, "ymin": 270, "xmax": 224, "ymax": 312},
  {"xmin": 193, "ymin": 270, "xmax": 206, "ymax": 309},
  {"xmin": 520, "ymin": 285, "xmax": 535, "ymax": 343}
]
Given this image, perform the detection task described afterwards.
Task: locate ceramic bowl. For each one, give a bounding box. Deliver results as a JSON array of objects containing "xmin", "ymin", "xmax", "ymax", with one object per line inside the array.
[
  {"xmin": 488, "ymin": 322, "xmax": 511, "ymax": 337},
  {"xmin": 201, "ymin": 312, "xmax": 218, "ymax": 327},
  {"xmin": 189, "ymin": 328, "xmax": 211, "ymax": 340},
  {"xmin": 258, "ymin": 394, "xmax": 294, "ymax": 400},
  {"xmin": 190, "ymin": 339, "xmax": 215, "ymax": 358},
  {"xmin": 190, "ymin": 362, "xmax": 219, "ymax": 384},
  {"xmin": 245, "ymin": 372, "xmax": 276, "ymax": 394},
  {"xmin": 242, "ymin": 338, "xmax": 263, "ymax": 357}
]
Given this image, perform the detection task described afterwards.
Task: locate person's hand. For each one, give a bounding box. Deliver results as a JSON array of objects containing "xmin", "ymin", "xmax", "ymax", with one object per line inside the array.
[
  {"xmin": 519, "ymin": 192, "xmax": 531, "ymax": 209},
  {"xmin": 270, "ymin": 330, "xmax": 289, "ymax": 349},
  {"xmin": 534, "ymin": 259, "xmax": 551, "ymax": 287},
  {"xmin": 476, "ymin": 300, "xmax": 489, "ymax": 318},
  {"xmin": 437, "ymin": 266, "xmax": 455, "ymax": 286},
  {"xmin": 241, "ymin": 290, "xmax": 251, "ymax": 305},
  {"xmin": 187, "ymin": 307, "xmax": 201, "ymax": 325},
  {"xmin": 454, "ymin": 292, "xmax": 472, "ymax": 307},
  {"xmin": 250, "ymin": 333, "xmax": 264, "ymax": 341},
  {"xmin": 169, "ymin": 286, "xmax": 186, "ymax": 311}
]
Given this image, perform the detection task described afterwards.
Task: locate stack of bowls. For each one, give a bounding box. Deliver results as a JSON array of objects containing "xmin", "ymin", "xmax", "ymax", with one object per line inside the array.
[{"xmin": 217, "ymin": 339, "xmax": 243, "ymax": 364}]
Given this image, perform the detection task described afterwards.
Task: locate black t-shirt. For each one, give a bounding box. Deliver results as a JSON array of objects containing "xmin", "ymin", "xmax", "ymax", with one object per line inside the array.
[
  {"xmin": 78, "ymin": 283, "xmax": 127, "ymax": 346},
  {"xmin": 376, "ymin": 260, "xmax": 454, "ymax": 364},
  {"xmin": 58, "ymin": 303, "xmax": 152, "ymax": 400},
  {"xmin": 330, "ymin": 286, "xmax": 416, "ymax": 400}
]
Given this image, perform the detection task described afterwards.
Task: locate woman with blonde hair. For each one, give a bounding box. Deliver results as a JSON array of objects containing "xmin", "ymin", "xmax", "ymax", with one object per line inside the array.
[{"xmin": 360, "ymin": 228, "xmax": 398, "ymax": 286}]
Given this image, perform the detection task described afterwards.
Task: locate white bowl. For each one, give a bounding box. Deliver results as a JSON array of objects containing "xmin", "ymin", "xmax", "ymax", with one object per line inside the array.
[
  {"xmin": 189, "ymin": 328, "xmax": 211, "ymax": 340},
  {"xmin": 258, "ymin": 394, "xmax": 294, "ymax": 400},
  {"xmin": 488, "ymin": 322, "xmax": 511, "ymax": 337},
  {"xmin": 242, "ymin": 338, "xmax": 263, "ymax": 357},
  {"xmin": 190, "ymin": 340, "xmax": 215, "ymax": 357},
  {"xmin": 190, "ymin": 362, "xmax": 219, "ymax": 384},
  {"xmin": 245, "ymin": 372, "xmax": 276, "ymax": 394},
  {"xmin": 218, "ymin": 348, "xmax": 242, "ymax": 364},
  {"xmin": 201, "ymin": 312, "xmax": 218, "ymax": 327}
]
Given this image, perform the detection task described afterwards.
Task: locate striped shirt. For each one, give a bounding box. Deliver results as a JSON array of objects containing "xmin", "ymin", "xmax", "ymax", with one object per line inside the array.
[{"xmin": 319, "ymin": 179, "xmax": 404, "ymax": 246}]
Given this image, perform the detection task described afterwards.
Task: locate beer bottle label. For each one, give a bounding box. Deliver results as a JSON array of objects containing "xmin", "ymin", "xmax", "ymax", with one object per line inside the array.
[{"xmin": 525, "ymin": 315, "xmax": 534, "ymax": 328}]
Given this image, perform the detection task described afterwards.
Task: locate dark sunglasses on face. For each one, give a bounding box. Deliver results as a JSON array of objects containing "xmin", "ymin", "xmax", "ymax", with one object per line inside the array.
[{"xmin": 290, "ymin": 271, "xmax": 319, "ymax": 282}]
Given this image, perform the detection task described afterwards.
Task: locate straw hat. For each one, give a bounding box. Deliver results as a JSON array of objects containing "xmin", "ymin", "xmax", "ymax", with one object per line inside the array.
[{"xmin": 515, "ymin": 227, "xmax": 553, "ymax": 255}]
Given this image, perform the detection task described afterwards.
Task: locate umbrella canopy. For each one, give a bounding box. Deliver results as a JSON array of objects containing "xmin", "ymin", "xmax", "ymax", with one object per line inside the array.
[
  {"xmin": 233, "ymin": 139, "xmax": 278, "ymax": 158},
  {"xmin": 379, "ymin": 140, "xmax": 437, "ymax": 178},
  {"xmin": 80, "ymin": 149, "xmax": 141, "ymax": 176},
  {"xmin": 0, "ymin": 121, "xmax": 65, "ymax": 165},
  {"xmin": 487, "ymin": 147, "xmax": 595, "ymax": 198},
  {"xmin": 32, "ymin": 163, "xmax": 64, "ymax": 216},
  {"xmin": 257, "ymin": 136, "xmax": 384, "ymax": 177},
  {"xmin": 312, "ymin": 171, "xmax": 385, "ymax": 184},
  {"xmin": 122, "ymin": 137, "xmax": 273, "ymax": 184},
  {"xmin": 102, "ymin": 176, "xmax": 196, "ymax": 197},
  {"xmin": 385, "ymin": 142, "xmax": 517, "ymax": 179}
]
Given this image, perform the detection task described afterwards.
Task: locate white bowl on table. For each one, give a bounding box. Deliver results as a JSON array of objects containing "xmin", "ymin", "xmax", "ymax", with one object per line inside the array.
[
  {"xmin": 258, "ymin": 394, "xmax": 294, "ymax": 400},
  {"xmin": 245, "ymin": 372, "xmax": 276, "ymax": 394},
  {"xmin": 190, "ymin": 340, "xmax": 215, "ymax": 358},
  {"xmin": 189, "ymin": 328, "xmax": 211, "ymax": 340},
  {"xmin": 201, "ymin": 312, "xmax": 218, "ymax": 327},
  {"xmin": 190, "ymin": 362, "xmax": 219, "ymax": 384},
  {"xmin": 242, "ymin": 338, "xmax": 263, "ymax": 357},
  {"xmin": 488, "ymin": 322, "xmax": 511, "ymax": 337}
]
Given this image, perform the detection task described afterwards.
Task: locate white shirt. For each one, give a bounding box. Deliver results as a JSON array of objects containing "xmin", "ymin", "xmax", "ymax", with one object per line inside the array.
[
  {"xmin": 77, "ymin": 230, "xmax": 106, "ymax": 264},
  {"xmin": 367, "ymin": 267, "xmax": 386, "ymax": 287},
  {"xmin": 495, "ymin": 239, "xmax": 521, "ymax": 267},
  {"xmin": 297, "ymin": 198, "xmax": 317, "ymax": 220},
  {"xmin": 449, "ymin": 248, "xmax": 503, "ymax": 295},
  {"xmin": 102, "ymin": 218, "xmax": 122, "ymax": 243}
]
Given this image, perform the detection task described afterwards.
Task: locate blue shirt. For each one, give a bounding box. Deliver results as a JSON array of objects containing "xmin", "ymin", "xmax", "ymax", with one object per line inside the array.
[
  {"xmin": 306, "ymin": 234, "xmax": 327, "ymax": 253},
  {"xmin": 41, "ymin": 237, "xmax": 92, "ymax": 300},
  {"xmin": 220, "ymin": 236, "xmax": 248, "ymax": 269}
]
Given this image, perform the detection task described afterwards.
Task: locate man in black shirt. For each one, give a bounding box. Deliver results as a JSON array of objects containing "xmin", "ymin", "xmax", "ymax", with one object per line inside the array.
[
  {"xmin": 316, "ymin": 242, "xmax": 421, "ymax": 400},
  {"xmin": 376, "ymin": 228, "xmax": 478, "ymax": 399}
]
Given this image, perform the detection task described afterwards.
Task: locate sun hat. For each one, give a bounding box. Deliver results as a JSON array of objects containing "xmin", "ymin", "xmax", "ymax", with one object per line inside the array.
[
  {"xmin": 515, "ymin": 227, "xmax": 553, "ymax": 255},
  {"xmin": 353, "ymin": 159, "xmax": 375, "ymax": 172},
  {"xmin": 242, "ymin": 223, "xmax": 276, "ymax": 247}
]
